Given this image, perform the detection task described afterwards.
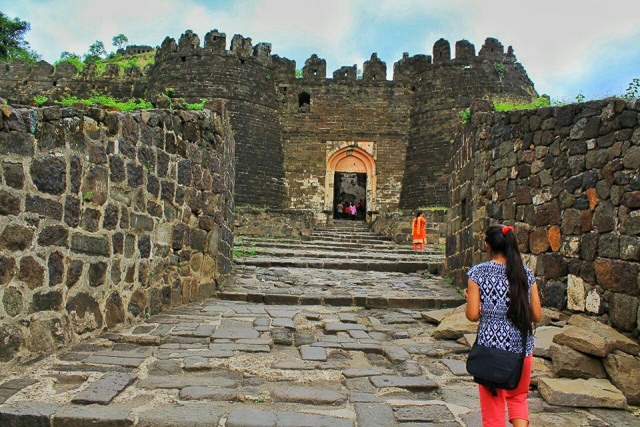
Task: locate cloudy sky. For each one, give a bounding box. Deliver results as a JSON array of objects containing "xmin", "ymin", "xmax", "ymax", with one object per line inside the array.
[{"xmin": 2, "ymin": 0, "xmax": 639, "ymax": 101}]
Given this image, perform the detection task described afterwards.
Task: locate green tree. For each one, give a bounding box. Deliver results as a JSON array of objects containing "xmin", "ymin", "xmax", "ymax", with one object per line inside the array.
[
  {"xmin": 59, "ymin": 51, "xmax": 81, "ymax": 61},
  {"xmin": 0, "ymin": 12, "xmax": 40, "ymax": 63},
  {"xmin": 84, "ymin": 40, "xmax": 107, "ymax": 62},
  {"xmin": 112, "ymin": 34, "xmax": 128, "ymax": 50}
]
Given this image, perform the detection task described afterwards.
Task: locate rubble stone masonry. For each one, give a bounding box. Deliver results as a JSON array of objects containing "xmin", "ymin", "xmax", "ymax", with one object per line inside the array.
[
  {"xmin": 0, "ymin": 103, "xmax": 235, "ymax": 361},
  {"xmin": 447, "ymin": 98, "xmax": 640, "ymax": 334}
]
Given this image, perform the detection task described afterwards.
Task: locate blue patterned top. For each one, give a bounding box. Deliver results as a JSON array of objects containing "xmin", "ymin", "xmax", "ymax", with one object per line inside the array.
[{"xmin": 467, "ymin": 261, "xmax": 535, "ymax": 355}]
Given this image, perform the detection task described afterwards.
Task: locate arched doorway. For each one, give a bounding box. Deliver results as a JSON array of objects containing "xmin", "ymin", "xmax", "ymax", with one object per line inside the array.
[{"xmin": 324, "ymin": 145, "xmax": 376, "ymax": 220}]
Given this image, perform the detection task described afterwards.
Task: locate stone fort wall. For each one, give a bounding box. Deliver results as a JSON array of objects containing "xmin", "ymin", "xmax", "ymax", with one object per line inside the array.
[
  {"xmin": 0, "ymin": 103, "xmax": 235, "ymax": 361},
  {"xmin": 447, "ymin": 98, "xmax": 640, "ymax": 333},
  {"xmin": 0, "ymin": 31, "xmax": 537, "ymax": 217}
]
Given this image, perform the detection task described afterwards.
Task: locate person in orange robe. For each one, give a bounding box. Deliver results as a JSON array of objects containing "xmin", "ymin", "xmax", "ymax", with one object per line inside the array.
[{"xmin": 412, "ymin": 211, "xmax": 427, "ymax": 252}]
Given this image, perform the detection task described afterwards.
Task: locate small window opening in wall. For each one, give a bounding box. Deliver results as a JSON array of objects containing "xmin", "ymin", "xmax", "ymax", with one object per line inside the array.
[
  {"xmin": 372, "ymin": 75, "xmax": 376, "ymax": 81},
  {"xmin": 92, "ymin": 84, "xmax": 96, "ymax": 89},
  {"xmin": 53, "ymin": 81, "xmax": 57, "ymax": 87},
  {"xmin": 23, "ymin": 80, "xmax": 28, "ymax": 85},
  {"xmin": 313, "ymin": 70, "xmax": 317, "ymax": 76},
  {"xmin": 280, "ymin": 86, "xmax": 288, "ymax": 93},
  {"xmin": 181, "ymin": 56, "xmax": 186, "ymax": 62},
  {"xmin": 411, "ymin": 85, "xmax": 416, "ymax": 92},
  {"xmin": 213, "ymin": 36, "xmax": 218, "ymax": 41},
  {"xmin": 344, "ymin": 72, "xmax": 348, "ymax": 77},
  {"xmin": 240, "ymin": 59, "xmax": 245, "ymax": 64},
  {"xmin": 298, "ymin": 91, "xmax": 311, "ymax": 109}
]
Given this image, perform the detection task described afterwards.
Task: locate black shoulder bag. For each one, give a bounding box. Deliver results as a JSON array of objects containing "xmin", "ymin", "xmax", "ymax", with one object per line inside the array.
[{"xmin": 465, "ymin": 327, "xmax": 527, "ymax": 396}]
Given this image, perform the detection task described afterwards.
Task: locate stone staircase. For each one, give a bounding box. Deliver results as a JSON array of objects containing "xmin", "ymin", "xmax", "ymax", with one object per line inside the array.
[
  {"xmin": 233, "ymin": 220, "xmax": 443, "ymax": 274},
  {"xmin": 221, "ymin": 220, "xmax": 461, "ymax": 309}
]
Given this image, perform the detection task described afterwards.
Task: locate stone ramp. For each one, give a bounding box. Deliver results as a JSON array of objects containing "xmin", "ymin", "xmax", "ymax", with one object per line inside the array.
[{"xmin": 1, "ymin": 299, "xmax": 636, "ymax": 426}]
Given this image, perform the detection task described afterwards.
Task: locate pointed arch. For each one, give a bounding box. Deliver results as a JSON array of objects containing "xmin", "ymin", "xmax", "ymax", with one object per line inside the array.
[{"xmin": 324, "ymin": 145, "xmax": 377, "ymax": 216}]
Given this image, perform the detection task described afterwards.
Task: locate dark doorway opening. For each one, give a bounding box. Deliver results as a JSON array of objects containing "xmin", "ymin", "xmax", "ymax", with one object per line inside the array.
[{"xmin": 333, "ymin": 172, "xmax": 366, "ymax": 221}]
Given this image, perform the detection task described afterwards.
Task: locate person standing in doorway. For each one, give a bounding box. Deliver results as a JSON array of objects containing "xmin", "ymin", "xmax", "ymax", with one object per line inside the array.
[
  {"xmin": 465, "ymin": 224, "xmax": 542, "ymax": 427},
  {"xmin": 336, "ymin": 201, "xmax": 344, "ymax": 219},
  {"xmin": 357, "ymin": 199, "xmax": 364, "ymax": 219},
  {"xmin": 350, "ymin": 202, "xmax": 357, "ymax": 220},
  {"xmin": 412, "ymin": 211, "xmax": 427, "ymax": 251}
]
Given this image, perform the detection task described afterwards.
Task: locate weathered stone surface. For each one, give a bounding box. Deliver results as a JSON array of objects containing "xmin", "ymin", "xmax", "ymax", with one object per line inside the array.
[
  {"xmin": 531, "ymin": 356, "xmax": 554, "ymax": 386},
  {"xmin": 226, "ymin": 408, "xmax": 353, "ymax": 427},
  {"xmin": 594, "ymin": 258, "xmax": 638, "ymax": 296},
  {"xmin": 300, "ymin": 345, "xmax": 327, "ymax": 361},
  {"xmin": 70, "ymin": 234, "xmax": 110, "ymax": 256},
  {"xmin": 369, "ymin": 375, "xmax": 439, "ymax": 390},
  {"xmin": 538, "ymin": 378, "xmax": 627, "ymax": 409},
  {"xmin": 183, "ymin": 356, "xmax": 211, "ymax": 371},
  {"xmin": 138, "ymin": 375, "xmax": 238, "ymax": 389},
  {"xmin": 433, "ymin": 311, "xmax": 477, "ymax": 340},
  {"xmin": 137, "ymin": 403, "xmax": 223, "ymax": 426},
  {"xmin": 566, "ymin": 274, "xmax": 585, "ymax": 311},
  {"xmin": 71, "ymin": 372, "xmax": 136, "ymax": 405},
  {"xmin": 354, "ymin": 403, "xmax": 396, "ymax": 427},
  {"xmin": 552, "ymin": 325, "xmax": 614, "ymax": 357},
  {"xmin": 420, "ymin": 307, "xmax": 457, "ymax": 324},
  {"xmin": 52, "ymin": 404, "xmax": 135, "ymax": 426},
  {"xmin": 568, "ymin": 315, "xmax": 640, "ymax": 355},
  {"xmin": 608, "ymin": 292, "xmax": 639, "ymax": 332},
  {"xmin": 0, "ymin": 224, "xmax": 34, "ymax": 251},
  {"xmin": 393, "ymin": 404, "xmax": 456, "ymax": 423},
  {"xmin": 31, "ymin": 157, "xmax": 66, "ymax": 195},
  {"xmin": 533, "ymin": 326, "xmax": 563, "ymax": 358},
  {"xmin": 0, "ymin": 401, "xmax": 59, "ymax": 426},
  {"xmin": 2, "ymin": 286, "xmax": 23, "ymax": 317},
  {"xmin": 442, "ymin": 358, "xmax": 468, "ymax": 376},
  {"xmin": 0, "ymin": 189, "xmax": 21, "ymax": 216},
  {"xmin": 324, "ymin": 322, "xmax": 366, "ymax": 333},
  {"xmin": 178, "ymin": 386, "xmax": 236, "ymax": 401},
  {"xmin": 271, "ymin": 385, "xmax": 346, "ymax": 405},
  {"xmin": 603, "ymin": 350, "xmax": 640, "ymax": 405},
  {"xmin": 19, "ymin": 256, "xmax": 44, "ymax": 289},
  {"xmin": 550, "ymin": 344, "xmax": 607, "ymax": 379}
]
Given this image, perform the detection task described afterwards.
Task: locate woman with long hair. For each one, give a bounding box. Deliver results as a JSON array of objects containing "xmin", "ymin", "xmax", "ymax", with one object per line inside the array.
[
  {"xmin": 465, "ymin": 224, "xmax": 542, "ymax": 427},
  {"xmin": 412, "ymin": 211, "xmax": 427, "ymax": 252}
]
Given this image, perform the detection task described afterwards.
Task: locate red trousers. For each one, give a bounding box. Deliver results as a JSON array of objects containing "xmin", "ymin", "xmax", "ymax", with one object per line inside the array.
[{"xmin": 479, "ymin": 353, "xmax": 533, "ymax": 426}]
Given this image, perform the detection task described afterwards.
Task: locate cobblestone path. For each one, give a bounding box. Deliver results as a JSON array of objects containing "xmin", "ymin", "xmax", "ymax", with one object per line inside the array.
[{"xmin": 0, "ymin": 222, "xmax": 637, "ymax": 426}]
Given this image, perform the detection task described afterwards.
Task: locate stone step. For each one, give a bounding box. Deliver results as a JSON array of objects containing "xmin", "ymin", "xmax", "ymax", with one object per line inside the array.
[
  {"xmin": 237, "ymin": 247, "xmax": 444, "ymax": 262},
  {"xmin": 303, "ymin": 235, "xmax": 392, "ymax": 244},
  {"xmin": 233, "ymin": 256, "xmax": 442, "ymax": 274},
  {"xmin": 216, "ymin": 290, "xmax": 464, "ymax": 309},
  {"xmin": 236, "ymin": 240, "xmax": 441, "ymax": 254}
]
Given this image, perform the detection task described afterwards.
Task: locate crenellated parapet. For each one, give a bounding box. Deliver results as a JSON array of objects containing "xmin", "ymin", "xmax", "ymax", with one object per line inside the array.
[
  {"xmin": 362, "ymin": 53, "xmax": 386, "ymax": 82},
  {"xmin": 333, "ymin": 65, "xmax": 357, "ymax": 82},
  {"xmin": 302, "ymin": 54, "xmax": 326, "ymax": 81},
  {"xmin": 393, "ymin": 53, "xmax": 432, "ymax": 83},
  {"xmin": 153, "ymin": 29, "xmax": 273, "ymax": 69}
]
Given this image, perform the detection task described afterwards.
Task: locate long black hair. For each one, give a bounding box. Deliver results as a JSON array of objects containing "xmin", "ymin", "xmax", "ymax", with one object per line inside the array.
[
  {"xmin": 415, "ymin": 211, "xmax": 423, "ymax": 218},
  {"xmin": 485, "ymin": 224, "xmax": 532, "ymax": 334}
]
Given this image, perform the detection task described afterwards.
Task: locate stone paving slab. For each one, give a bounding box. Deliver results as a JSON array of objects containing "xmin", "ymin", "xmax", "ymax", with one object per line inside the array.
[
  {"xmin": 226, "ymin": 408, "xmax": 354, "ymax": 427},
  {"xmin": 370, "ymin": 376, "xmax": 439, "ymax": 391},
  {"xmin": 71, "ymin": 372, "xmax": 136, "ymax": 405},
  {"xmin": 137, "ymin": 403, "xmax": 225, "ymax": 426}
]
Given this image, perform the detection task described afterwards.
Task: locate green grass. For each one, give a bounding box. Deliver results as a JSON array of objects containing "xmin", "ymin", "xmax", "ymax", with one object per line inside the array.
[
  {"xmin": 185, "ymin": 99, "xmax": 207, "ymax": 111},
  {"xmin": 55, "ymin": 94, "xmax": 153, "ymax": 111},
  {"xmin": 420, "ymin": 206, "xmax": 448, "ymax": 212},
  {"xmin": 493, "ymin": 96, "xmax": 551, "ymax": 111},
  {"xmin": 233, "ymin": 247, "xmax": 258, "ymax": 258},
  {"xmin": 33, "ymin": 96, "xmax": 48, "ymax": 106}
]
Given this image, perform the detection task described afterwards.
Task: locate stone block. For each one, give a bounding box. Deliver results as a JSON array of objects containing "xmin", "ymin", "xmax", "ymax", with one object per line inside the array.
[
  {"xmin": 603, "ymin": 350, "xmax": 640, "ymax": 405},
  {"xmin": 550, "ymin": 344, "xmax": 607, "ymax": 379},
  {"xmin": 71, "ymin": 372, "xmax": 136, "ymax": 405},
  {"xmin": 0, "ymin": 224, "xmax": 34, "ymax": 251},
  {"xmin": 538, "ymin": 378, "xmax": 627, "ymax": 409},
  {"xmin": 594, "ymin": 258, "xmax": 638, "ymax": 296},
  {"xmin": 566, "ymin": 274, "xmax": 585, "ymax": 311}
]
